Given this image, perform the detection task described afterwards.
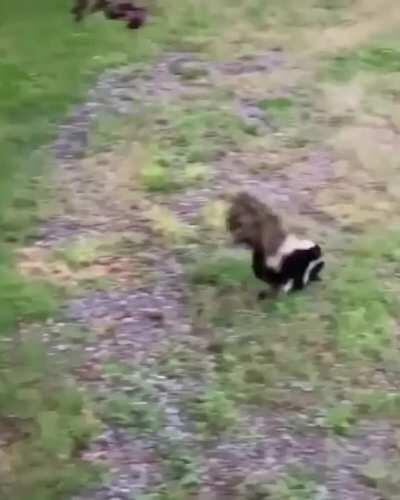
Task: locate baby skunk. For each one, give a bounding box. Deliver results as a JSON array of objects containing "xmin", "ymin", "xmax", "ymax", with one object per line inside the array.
[{"xmin": 227, "ymin": 191, "xmax": 324, "ymax": 296}]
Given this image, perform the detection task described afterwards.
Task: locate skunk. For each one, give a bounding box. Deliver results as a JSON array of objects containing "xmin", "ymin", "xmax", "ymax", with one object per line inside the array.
[
  {"xmin": 71, "ymin": 0, "xmax": 147, "ymax": 29},
  {"xmin": 227, "ymin": 191, "xmax": 324, "ymax": 296}
]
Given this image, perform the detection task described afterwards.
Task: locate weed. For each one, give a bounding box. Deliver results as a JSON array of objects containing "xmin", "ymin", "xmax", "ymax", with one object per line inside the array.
[
  {"xmin": 138, "ymin": 440, "xmax": 201, "ymax": 500},
  {"xmin": 238, "ymin": 467, "xmax": 325, "ymax": 500},
  {"xmin": 102, "ymin": 392, "xmax": 163, "ymax": 433},
  {"xmin": 137, "ymin": 484, "xmax": 193, "ymax": 500},
  {"xmin": 200, "ymin": 200, "xmax": 229, "ymax": 234},
  {"xmin": 137, "ymin": 134, "xmax": 213, "ymax": 194},
  {"xmin": 153, "ymin": 101, "xmax": 252, "ymax": 164},
  {"xmin": 146, "ymin": 205, "xmax": 196, "ymax": 246},
  {"xmin": 55, "ymin": 236, "xmax": 105, "ymax": 269},
  {"xmin": 0, "ymin": 338, "xmax": 101, "ymax": 500},
  {"xmin": 353, "ymin": 390, "xmax": 400, "ymax": 420},
  {"xmin": 258, "ymin": 96, "xmax": 294, "ymax": 118},
  {"xmin": 141, "ymin": 162, "xmax": 180, "ymax": 193},
  {"xmin": 324, "ymin": 43, "xmax": 400, "ymax": 81},
  {"xmin": 0, "ymin": 254, "xmax": 59, "ymax": 335},
  {"xmin": 267, "ymin": 469, "xmax": 326, "ymax": 500},
  {"xmin": 0, "ymin": 152, "xmax": 55, "ymax": 245},
  {"xmin": 323, "ymin": 402, "xmax": 356, "ymax": 435},
  {"xmin": 186, "ymin": 231, "xmax": 400, "ymax": 416},
  {"xmin": 359, "ymin": 457, "xmax": 400, "ymax": 499},
  {"xmin": 101, "ymin": 366, "xmax": 164, "ymax": 434},
  {"xmin": 88, "ymin": 112, "xmax": 131, "ymax": 153},
  {"xmin": 189, "ymin": 248, "xmax": 253, "ymax": 288},
  {"xmin": 162, "ymin": 447, "xmax": 201, "ymax": 489},
  {"xmin": 182, "ymin": 162, "xmax": 211, "ymax": 185},
  {"xmin": 188, "ymin": 384, "xmax": 238, "ymax": 435}
]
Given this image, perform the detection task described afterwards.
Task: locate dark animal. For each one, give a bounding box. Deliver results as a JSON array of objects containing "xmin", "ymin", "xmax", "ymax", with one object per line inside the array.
[
  {"xmin": 71, "ymin": 0, "xmax": 147, "ymax": 29},
  {"xmin": 227, "ymin": 191, "xmax": 324, "ymax": 297}
]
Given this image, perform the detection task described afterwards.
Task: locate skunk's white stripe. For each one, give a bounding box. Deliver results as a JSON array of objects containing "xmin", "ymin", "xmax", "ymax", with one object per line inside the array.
[
  {"xmin": 266, "ymin": 234, "xmax": 316, "ymax": 271},
  {"xmin": 303, "ymin": 257, "xmax": 323, "ymax": 286}
]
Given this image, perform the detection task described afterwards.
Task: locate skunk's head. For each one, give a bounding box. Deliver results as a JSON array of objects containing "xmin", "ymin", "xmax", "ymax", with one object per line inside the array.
[
  {"xmin": 227, "ymin": 192, "xmax": 273, "ymax": 249},
  {"xmin": 227, "ymin": 206, "xmax": 261, "ymax": 248}
]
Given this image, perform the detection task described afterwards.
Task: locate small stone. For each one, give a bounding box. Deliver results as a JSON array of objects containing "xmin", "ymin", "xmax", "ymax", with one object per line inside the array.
[
  {"xmin": 143, "ymin": 308, "xmax": 164, "ymax": 321},
  {"xmin": 56, "ymin": 344, "xmax": 69, "ymax": 352},
  {"xmin": 121, "ymin": 317, "xmax": 135, "ymax": 324},
  {"xmin": 169, "ymin": 58, "xmax": 209, "ymax": 80}
]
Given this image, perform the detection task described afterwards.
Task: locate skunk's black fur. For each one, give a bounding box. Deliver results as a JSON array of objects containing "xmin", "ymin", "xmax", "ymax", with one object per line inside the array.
[
  {"xmin": 252, "ymin": 239, "xmax": 324, "ymax": 295},
  {"xmin": 71, "ymin": 0, "xmax": 147, "ymax": 29}
]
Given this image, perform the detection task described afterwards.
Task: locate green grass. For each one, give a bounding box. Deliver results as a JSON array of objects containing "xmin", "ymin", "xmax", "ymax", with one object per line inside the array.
[
  {"xmin": 238, "ymin": 466, "xmax": 324, "ymax": 500},
  {"xmin": 159, "ymin": 101, "xmax": 251, "ymax": 163},
  {"xmin": 0, "ymin": 262, "xmax": 59, "ymax": 334},
  {"xmin": 141, "ymin": 162, "xmax": 182, "ymax": 193},
  {"xmin": 186, "ymin": 231, "xmax": 400, "ymax": 420},
  {"xmin": 0, "ymin": 337, "xmax": 101, "ymax": 500},
  {"xmin": 359, "ymin": 456, "xmax": 400, "ymax": 499},
  {"xmin": 88, "ymin": 97, "xmax": 251, "ymax": 195},
  {"xmin": 187, "ymin": 384, "xmax": 239, "ymax": 435},
  {"xmin": 189, "ymin": 248, "xmax": 254, "ymax": 288},
  {"xmin": 0, "ymin": 1, "xmax": 176, "ymax": 497},
  {"xmin": 323, "ymin": 40, "xmax": 400, "ymax": 81},
  {"xmin": 100, "ymin": 365, "xmax": 165, "ymax": 434},
  {"xmin": 258, "ymin": 96, "xmax": 296, "ymax": 124}
]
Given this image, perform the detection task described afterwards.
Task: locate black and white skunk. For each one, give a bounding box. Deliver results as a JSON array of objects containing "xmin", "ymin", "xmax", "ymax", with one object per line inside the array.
[{"xmin": 227, "ymin": 191, "xmax": 324, "ymax": 296}]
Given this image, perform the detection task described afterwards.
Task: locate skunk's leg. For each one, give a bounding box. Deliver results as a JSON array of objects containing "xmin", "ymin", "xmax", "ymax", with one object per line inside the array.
[
  {"xmin": 309, "ymin": 261, "xmax": 324, "ymax": 282},
  {"xmin": 281, "ymin": 279, "xmax": 294, "ymax": 294}
]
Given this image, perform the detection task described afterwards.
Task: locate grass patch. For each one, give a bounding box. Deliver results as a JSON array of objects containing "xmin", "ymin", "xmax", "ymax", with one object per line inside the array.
[
  {"xmin": 256, "ymin": 93, "xmax": 319, "ymax": 147},
  {"xmin": 87, "ymin": 112, "xmax": 133, "ymax": 153},
  {"xmin": 101, "ymin": 391, "xmax": 164, "ymax": 434},
  {"xmin": 238, "ymin": 466, "xmax": 324, "ymax": 500},
  {"xmin": 200, "ymin": 200, "xmax": 229, "ymax": 235},
  {"xmin": 189, "ymin": 248, "xmax": 253, "ymax": 288},
  {"xmin": 324, "ymin": 43, "xmax": 400, "ymax": 81},
  {"xmin": 146, "ymin": 205, "xmax": 196, "ymax": 246},
  {"xmin": 160, "ymin": 102, "xmax": 251, "ymax": 163},
  {"xmin": 55, "ymin": 236, "xmax": 106, "ymax": 269},
  {"xmin": 133, "ymin": 100, "xmax": 253, "ymax": 171},
  {"xmin": 139, "ymin": 448, "xmax": 201, "ymax": 500},
  {"xmin": 100, "ymin": 364, "xmax": 165, "ymax": 434},
  {"xmin": 187, "ymin": 231, "xmax": 400, "ymax": 417},
  {"xmin": 323, "ymin": 402, "xmax": 356, "ymax": 436},
  {"xmin": 0, "ymin": 338, "xmax": 101, "ymax": 500},
  {"xmin": 53, "ymin": 233, "xmax": 137, "ymax": 270},
  {"xmin": 359, "ymin": 456, "xmax": 400, "ymax": 498},
  {"xmin": 0, "ymin": 1, "xmax": 178, "ymax": 497},
  {"xmin": 0, "ymin": 249, "xmax": 59, "ymax": 334},
  {"xmin": 187, "ymin": 384, "xmax": 239, "ymax": 435},
  {"xmin": 0, "ymin": 152, "xmax": 55, "ymax": 245},
  {"xmin": 140, "ymin": 154, "xmax": 212, "ymax": 194},
  {"xmin": 140, "ymin": 161, "xmax": 181, "ymax": 193},
  {"xmin": 258, "ymin": 96, "xmax": 296, "ymax": 125},
  {"xmin": 110, "ymin": 99, "xmax": 251, "ymax": 194}
]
